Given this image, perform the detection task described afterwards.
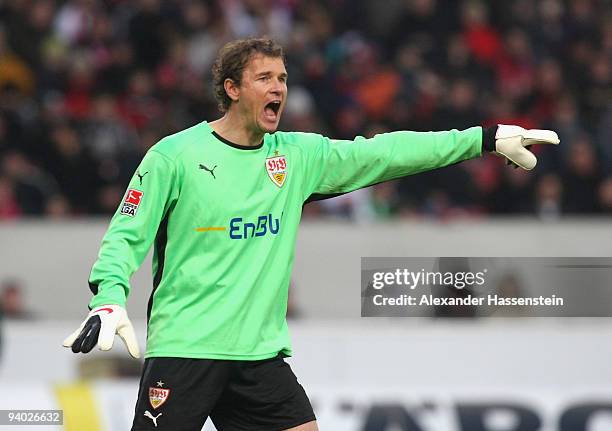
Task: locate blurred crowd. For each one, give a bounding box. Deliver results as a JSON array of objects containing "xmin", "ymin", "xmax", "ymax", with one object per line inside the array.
[{"xmin": 0, "ymin": 0, "xmax": 610, "ymax": 219}]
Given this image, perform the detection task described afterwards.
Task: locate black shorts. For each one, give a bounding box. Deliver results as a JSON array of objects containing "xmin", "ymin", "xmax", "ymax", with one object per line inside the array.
[{"xmin": 131, "ymin": 354, "xmax": 316, "ymax": 431}]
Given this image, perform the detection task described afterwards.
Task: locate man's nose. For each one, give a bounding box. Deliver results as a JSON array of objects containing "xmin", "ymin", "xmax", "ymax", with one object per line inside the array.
[{"xmin": 270, "ymin": 79, "xmax": 284, "ymax": 94}]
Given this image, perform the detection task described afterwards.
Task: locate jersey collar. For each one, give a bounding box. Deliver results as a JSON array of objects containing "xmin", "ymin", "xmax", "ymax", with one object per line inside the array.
[{"xmin": 211, "ymin": 131, "xmax": 264, "ymax": 150}]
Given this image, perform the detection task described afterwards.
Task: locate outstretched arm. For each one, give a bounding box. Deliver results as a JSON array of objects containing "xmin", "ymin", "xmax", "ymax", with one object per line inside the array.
[{"xmin": 300, "ymin": 125, "xmax": 558, "ymax": 200}]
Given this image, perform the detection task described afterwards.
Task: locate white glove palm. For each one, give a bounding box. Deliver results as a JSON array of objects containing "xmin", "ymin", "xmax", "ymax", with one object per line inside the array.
[
  {"xmin": 495, "ymin": 124, "xmax": 560, "ymax": 170},
  {"xmin": 62, "ymin": 304, "xmax": 140, "ymax": 359}
]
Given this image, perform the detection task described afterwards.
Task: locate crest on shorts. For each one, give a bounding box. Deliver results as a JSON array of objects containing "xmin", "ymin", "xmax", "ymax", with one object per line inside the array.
[
  {"xmin": 265, "ymin": 155, "xmax": 287, "ymax": 188},
  {"xmin": 149, "ymin": 386, "xmax": 170, "ymax": 409}
]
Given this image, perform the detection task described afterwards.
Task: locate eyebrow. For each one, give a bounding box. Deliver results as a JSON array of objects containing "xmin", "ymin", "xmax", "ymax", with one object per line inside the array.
[{"xmin": 256, "ymin": 71, "xmax": 288, "ymax": 78}]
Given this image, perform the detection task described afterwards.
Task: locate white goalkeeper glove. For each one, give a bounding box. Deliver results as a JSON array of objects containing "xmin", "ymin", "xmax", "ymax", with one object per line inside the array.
[
  {"xmin": 62, "ymin": 304, "xmax": 141, "ymax": 358},
  {"xmin": 489, "ymin": 124, "xmax": 560, "ymax": 170}
]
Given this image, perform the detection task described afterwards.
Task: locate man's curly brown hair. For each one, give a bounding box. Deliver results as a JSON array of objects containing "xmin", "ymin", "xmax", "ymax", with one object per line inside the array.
[{"xmin": 211, "ymin": 37, "xmax": 286, "ymax": 113}]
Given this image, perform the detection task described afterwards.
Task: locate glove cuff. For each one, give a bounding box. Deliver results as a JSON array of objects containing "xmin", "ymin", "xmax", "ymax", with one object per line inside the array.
[{"xmin": 481, "ymin": 125, "xmax": 498, "ymax": 153}]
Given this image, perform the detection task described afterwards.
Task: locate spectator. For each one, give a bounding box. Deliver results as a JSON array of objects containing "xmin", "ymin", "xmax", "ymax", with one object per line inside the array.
[
  {"xmin": 127, "ymin": 0, "xmax": 166, "ymax": 69},
  {"xmin": 598, "ymin": 177, "xmax": 612, "ymax": 214},
  {"xmin": 435, "ymin": 78, "xmax": 481, "ymax": 129},
  {"xmin": 0, "ymin": 27, "xmax": 35, "ymax": 97},
  {"xmin": 490, "ymin": 167, "xmax": 534, "ymax": 214},
  {"xmin": 45, "ymin": 122, "xmax": 99, "ymax": 213},
  {"xmin": 535, "ymin": 173, "xmax": 563, "ymax": 220},
  {"xmin": 598, "ymin": 106, "xmax": 612, "ymax": 170},
  {"xmin": 0, "ymin": 279, "xmax": 35, "ymax": 320},
  {"xmin": 82, "ymin": 93, "xmax": 139, "ymax": 161},
  {"xmin": 496, "ymin": 28, "xmax": 535, "ymax": 105},
  {"xmin": 563, "ymin": 135, "xmax": 602, "ymax": 213},
  {"xmin": 461, "ymin": 1, "xmax": 502, "ymax": 67},
  {"xmin": 1, "ymin": 151, "xmax": 58, "ymax": 215},
  {"xmin": 0, "ymin": 175, "xmax": 21, "ymax": 219}
]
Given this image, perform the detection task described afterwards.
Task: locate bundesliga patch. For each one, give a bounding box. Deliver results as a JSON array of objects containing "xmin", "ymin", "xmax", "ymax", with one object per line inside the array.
[
  {"xmin": 120, "ymin": 189, "xmax": 143, "ymax": 217},
  {"xmin": 149, "ymin": 387, "xmax": 170, "ymax": 409},
  {"xmin": 265, "ymin": 155, "xmax": 287, "ymax": 187}
]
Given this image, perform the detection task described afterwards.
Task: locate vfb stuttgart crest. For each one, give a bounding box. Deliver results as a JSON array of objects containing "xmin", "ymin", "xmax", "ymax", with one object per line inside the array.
[
  {"xmin": 149, "ymin": 387, "xmax": 170, "ymax": 409},
  {"xmin": 266, "ymin": 155, "xmax": 287, "ymax": 187}
]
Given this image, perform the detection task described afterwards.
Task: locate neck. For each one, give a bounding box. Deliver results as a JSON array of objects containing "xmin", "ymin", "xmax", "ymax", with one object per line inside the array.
[{"xmin": 209, "ymin": 111, "xmax": 265, "ymax": 147}]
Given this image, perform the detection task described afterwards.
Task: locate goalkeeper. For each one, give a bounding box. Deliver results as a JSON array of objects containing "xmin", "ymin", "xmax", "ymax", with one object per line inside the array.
[{"xmin": 63, "ymin": 37, "xmax": 559, "ymax": 431}]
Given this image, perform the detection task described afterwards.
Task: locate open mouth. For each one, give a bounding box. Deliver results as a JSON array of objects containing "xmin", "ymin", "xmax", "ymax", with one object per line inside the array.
[{"xmin": 264, "ymin": 101, "xmax": 281, "ymax": 119}]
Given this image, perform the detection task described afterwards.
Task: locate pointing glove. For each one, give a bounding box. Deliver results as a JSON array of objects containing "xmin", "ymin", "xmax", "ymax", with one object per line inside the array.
[
  {"xmin": 484, "ymin": 124, "xmax": 560, "ymax": 170},
  {"xmin": 62, "ymin": 304, "xmax": 141, "ymax": 359}
]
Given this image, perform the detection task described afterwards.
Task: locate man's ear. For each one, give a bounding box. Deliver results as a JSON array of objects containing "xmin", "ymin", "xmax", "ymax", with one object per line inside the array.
[{"xmin": 224, "ymin": 78, "xmax": 240, "ymax": 103}]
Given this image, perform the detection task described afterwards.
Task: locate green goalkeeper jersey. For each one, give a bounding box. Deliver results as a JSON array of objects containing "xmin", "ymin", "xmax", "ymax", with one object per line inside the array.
[{"xmin": 89, "ymin": 121, "xmax": 482, "ymax": 359}]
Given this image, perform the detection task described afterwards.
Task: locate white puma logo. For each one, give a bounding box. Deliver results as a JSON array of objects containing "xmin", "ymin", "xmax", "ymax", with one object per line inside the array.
[{"xmin": 144, "ymin": 410, "xmax": 162, "ymax": 427}]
